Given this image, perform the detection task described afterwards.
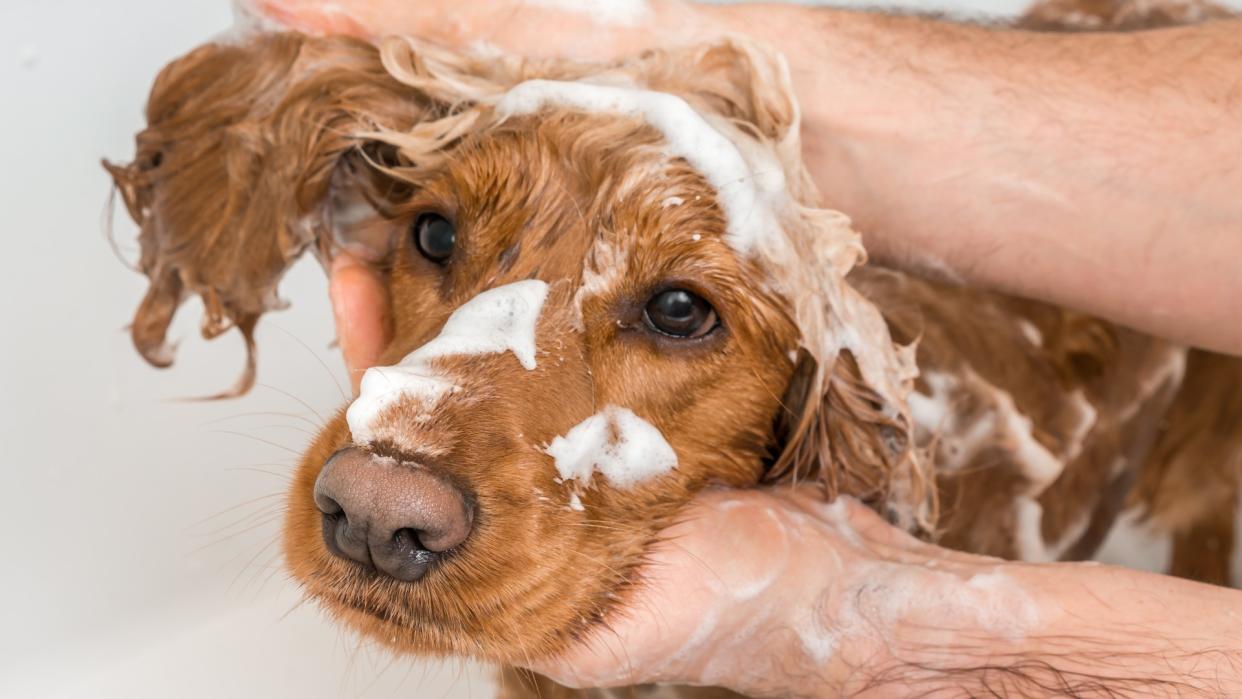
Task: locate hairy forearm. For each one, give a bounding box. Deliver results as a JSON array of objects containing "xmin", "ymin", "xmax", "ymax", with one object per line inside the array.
[
  {"xmin": 892, "ymin": 565, "xmax": 1242, "ymax": 696},
  {"xmin": 705, "ymin": 5, "xmax": 1242, "ymax": 354},
  {"xmin": 732, "ymin": 554, "xmax": 1242, "ymax": 698}
]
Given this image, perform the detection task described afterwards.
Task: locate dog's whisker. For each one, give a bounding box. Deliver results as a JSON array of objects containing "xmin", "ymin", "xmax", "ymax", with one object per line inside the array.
[
  {"xmin": 252, "ymin": 555, "xmax": 290, "ymax": 597},
  {"xmin": 209, "ymin": 429, "xmax": 305, "ymax": 456},
  {"xmin": 247, "ymin": 422, "xmax": 319, "ymax": 439},
  {"xmin": 278, "ymin": 594, "xmax": 313, "ymax": 623},
  {"xmin": 266, "ymin": 321, "xmax": 349, "ymax": 403},
  {"xmin": 254, "ymin": 382, "xmax": 329, "ymax": 424},
  {"xmin": 226, "ymin": 537, "xmax": 281, "ymax": 594},
  {"xmin": 239, "ymin": 551, "xmax": 285, "ymax": 597},
  {"xmin": 186, "ymin": 492, "xmax": 284, "ymax": 529},
  {"xmin": 355, "ymin": 644, "xmax": 403, "ymax": 698},
  {"xmin": 200, "ymin": 409, "xmax": 323, "ymax": 429},
  {"xmin": 222, "ymin": 465, "xmax": 294, "ymax": 481},
  {"xmin": 192, "ymin": 512, "xmax": 285, "ymax": 554}
]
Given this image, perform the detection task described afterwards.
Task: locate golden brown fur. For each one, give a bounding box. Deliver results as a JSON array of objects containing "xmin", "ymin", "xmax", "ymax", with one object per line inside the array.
[
  {"xmin": 1019, "ymin": 0, "xmax": 1233, "ymax": 30},
  {"xmin": 105, "ymin": 1, "xmax": 1240, "ymax": 697}
]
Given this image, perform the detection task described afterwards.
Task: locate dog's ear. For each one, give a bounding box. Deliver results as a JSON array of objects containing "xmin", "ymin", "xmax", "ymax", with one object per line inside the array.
[
  {"xmin": 638, "ymin": 39, "xmax": 937, "ymax": 532},
  {"xmin": 104, "ymin": 33, "xmax": 427, "ymax": 396},
  {"xmin": 769, "ymin": 348, "xmax": 936, "ymax": 533}
]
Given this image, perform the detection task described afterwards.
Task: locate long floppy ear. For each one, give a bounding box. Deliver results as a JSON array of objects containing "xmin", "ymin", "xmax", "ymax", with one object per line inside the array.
[
  {"xmin": 104, "ymin": 33, "xmax": 427, "ymax": 396},
  {"xmin": 770, "ymin": 349, "xmax": 935, "ymax": 532},
  {"xmin": 630, "ymin": 39, "xmax": 937, "ymax": 533}
]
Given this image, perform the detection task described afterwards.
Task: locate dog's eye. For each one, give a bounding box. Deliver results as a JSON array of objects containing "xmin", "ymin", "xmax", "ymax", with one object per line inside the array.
[
  {"xmin": 643, "ymin": 289, "xmax": 718, "ymax": 338},
  {"xmin": 413, "ymin": 213, "xmax": 456, "ymax": 263}
]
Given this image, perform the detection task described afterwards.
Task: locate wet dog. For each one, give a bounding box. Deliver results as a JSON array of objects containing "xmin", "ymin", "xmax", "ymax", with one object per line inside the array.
[{"xmin": 105, "ymin": 2, "xmax": 1240, "ymax": 695}]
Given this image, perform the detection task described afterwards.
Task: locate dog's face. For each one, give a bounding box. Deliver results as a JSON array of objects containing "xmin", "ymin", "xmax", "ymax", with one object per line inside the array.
[
  {"xmin": 285, "ymin": 113, "xmax": 803, "ymax": 660},
  {"xmin": 107, "ymin": 33, "xmax": 925, "ymax": 666}
]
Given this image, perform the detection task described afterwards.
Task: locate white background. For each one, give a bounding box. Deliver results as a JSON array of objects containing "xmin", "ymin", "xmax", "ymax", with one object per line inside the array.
[{"xmin": 1, "ymin": 1, "xmax": 1237, "ymax": 698}]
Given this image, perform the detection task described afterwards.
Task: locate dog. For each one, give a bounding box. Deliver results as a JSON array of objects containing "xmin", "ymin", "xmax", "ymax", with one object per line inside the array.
[{"xmin": 105, "ymin": 1, "xmax": 1241, "ymax": 696}]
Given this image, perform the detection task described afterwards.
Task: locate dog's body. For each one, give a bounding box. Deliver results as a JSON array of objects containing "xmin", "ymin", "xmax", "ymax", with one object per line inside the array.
[{"xmin": 106, "ymin": 1, "xmax": 1240, "ymax": 697}]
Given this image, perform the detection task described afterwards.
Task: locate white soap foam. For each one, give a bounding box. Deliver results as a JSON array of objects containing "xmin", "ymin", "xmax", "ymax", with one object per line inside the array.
[
  {"xmin": 993, "ymin": 388, "xmax": 1063, "ymax": 489},
  {"xmin": 1062, "ymin": 389, "xmax": 1098, "ymax": 462},
  {"xmin": 819, "ymin": 564, "xmax": 1040, "ymax": 654},
  {"xmin": 496, "ymin": 80, "xmax": 784, "ymax": 255},
  {"xmin": 907, "ymin": 371, "xmax": 955, "ymax": 436},
  {"xmin": 911, "ymin": 368, "xmax": 1067, "ymax": 491},
  {"xmin": 545, "ymin": 405, "xmax": 678, "ymax": 488},
  {"xmin": 346, "ymin": 280, "xmax": 549, "ymax": 445},
  {"xmin": 1012, "ymin": 496, "xmax": 1091, "ymax": 563},
  {"xmin": 1018, "ymin": 319, "xmax": 1044, "ymax": 347},
  {"xmin": 1093, "ymin": 507, "xmax": 1172, "ymax": 574}
]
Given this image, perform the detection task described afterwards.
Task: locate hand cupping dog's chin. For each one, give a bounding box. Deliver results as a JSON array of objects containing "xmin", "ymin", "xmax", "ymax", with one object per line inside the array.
[
  {"xmin": 513, "ymin": 487, "xmax": 889, "ymax": 692},
  {"xmin": 519, "ymin": 487, "xmax": 1023, "ymax": 697}
]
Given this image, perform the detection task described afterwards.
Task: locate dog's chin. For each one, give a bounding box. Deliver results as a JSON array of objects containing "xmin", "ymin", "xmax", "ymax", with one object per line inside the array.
[{"xmin": 293, "ymin": 542, "xmax": 620, "ymax": 664}]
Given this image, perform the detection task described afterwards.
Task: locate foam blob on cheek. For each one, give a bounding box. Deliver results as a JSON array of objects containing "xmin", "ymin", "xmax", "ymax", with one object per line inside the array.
[
  {"xmin": 546, "ymin": 405, "xmax": 678, "ymax": 488},
  {"xmin": 346, "ymin": 280, "xmax": 549, "ymax": 444}
]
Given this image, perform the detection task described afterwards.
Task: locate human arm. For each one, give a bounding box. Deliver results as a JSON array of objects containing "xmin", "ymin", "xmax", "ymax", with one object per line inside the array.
[
  {"xmin": 755, "ymin": 8, "xmax": 1242, "ymax": 357},
  {"xmin": 263, "ymin": 0, "xmax": 1242, "ymax": 355},
  {"xmin": 526, "ymin": 487, "xmax": 1242, "ymax": 697}
]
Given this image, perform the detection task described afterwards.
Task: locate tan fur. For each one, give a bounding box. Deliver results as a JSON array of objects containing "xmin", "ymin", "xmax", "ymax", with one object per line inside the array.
[
  {"xmin": 103, "ymin": 34, "xmax": 427, "ymax": 395},
  {"xmin": 105, "ymin": 1, "xmax": 1241, "ymax": 697},
  {"xmin": 1019, "ymin": 0, "xmax": 1233, "ymax": 30}
]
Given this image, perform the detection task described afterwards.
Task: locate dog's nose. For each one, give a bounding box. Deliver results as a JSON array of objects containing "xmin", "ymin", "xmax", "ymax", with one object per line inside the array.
[{"xmin": 313, "ymin": 448, "xmax": 473, "ymax": 582}]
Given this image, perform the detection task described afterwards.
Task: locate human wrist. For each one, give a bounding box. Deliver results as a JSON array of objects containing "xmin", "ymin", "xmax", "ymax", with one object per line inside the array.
[
  {"xmin": 870, "ymin": 560, "xmax": 1242, "ymax": 695},
  {"xmin": 679, "ymin": 493, "xmax": 997, "ymax": 697}
]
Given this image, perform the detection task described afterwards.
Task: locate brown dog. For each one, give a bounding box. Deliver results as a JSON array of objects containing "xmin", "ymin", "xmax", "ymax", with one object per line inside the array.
[{"xmin": 105, "ymin": 1, "xmax": 1240, "ymax": 696}]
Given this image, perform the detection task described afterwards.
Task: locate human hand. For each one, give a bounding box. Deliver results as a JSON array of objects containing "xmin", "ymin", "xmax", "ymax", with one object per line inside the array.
[
  {"xmin": 245, "ymin": 0, "xmax": 722, "ymax": 61},
  {"xmin": 329, "ymin": 252, "xmax": 390, "ymax": 394},
  {"xmin": 516, "ymin": 486, "xmax": 1016, "ymax": 697}
]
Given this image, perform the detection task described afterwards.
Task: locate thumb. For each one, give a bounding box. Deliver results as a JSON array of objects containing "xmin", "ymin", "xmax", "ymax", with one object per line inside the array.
[{"xmin": 329, "ymin": 252, "xmax": 390, "ymax": 394}]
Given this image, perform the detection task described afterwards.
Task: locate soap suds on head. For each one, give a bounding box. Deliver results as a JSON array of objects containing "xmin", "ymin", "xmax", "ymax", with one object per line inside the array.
[
  {"xmin": 347, "ymin": 280, "xmax": 549, "ymax": 445},
  {"xmin": 545, "ymin": 404, "xmax": 678, "ymax": 488},
  {"xmin": 383, "ymin": 40, "xmax": 926, "ymax": 529},
  {"xmin": 496, "ymin": 80, "xmax": 785, "ymax": 255}
]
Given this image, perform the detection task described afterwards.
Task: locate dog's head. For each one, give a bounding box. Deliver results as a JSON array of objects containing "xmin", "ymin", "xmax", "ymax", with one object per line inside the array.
[{"xmin": 107, "ymin": 33, "xmax": 931, "ymax": 663}]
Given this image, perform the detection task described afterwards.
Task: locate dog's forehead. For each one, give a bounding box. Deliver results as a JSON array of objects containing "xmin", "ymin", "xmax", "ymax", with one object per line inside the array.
[
  {"xmin": 409, "ymin": 81, "xmax": 794, "ymax": 297},
  {"xmin": 491, "ymin": 79, "xmax": 788, "ymax": 256}
]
